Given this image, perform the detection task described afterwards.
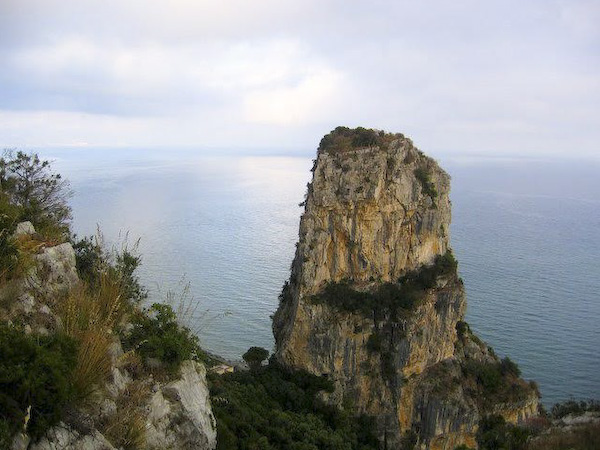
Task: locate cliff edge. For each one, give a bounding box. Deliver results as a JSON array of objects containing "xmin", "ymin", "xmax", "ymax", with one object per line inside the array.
[{"xmin": 273, "ymin": 127, "xmax": 538, "ymax": 449}]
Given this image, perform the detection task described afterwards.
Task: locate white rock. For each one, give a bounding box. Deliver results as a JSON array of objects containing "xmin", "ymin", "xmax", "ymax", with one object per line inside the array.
[
  {"xmin": 28, "ymin": 242, "xmax": 79, "ymax": 297},
  {"xmin": 12, "ymin": 221, "xmax": 35, "ymax": 237},
  {"xmin": 145, "ymin": 360, "xmax": 216, "ymax": 450}
]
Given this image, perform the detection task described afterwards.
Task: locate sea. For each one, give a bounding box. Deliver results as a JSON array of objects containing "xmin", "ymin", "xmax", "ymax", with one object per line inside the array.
[{"xmin": 37, "ymin": 147, "xmax": 600, "ymax": 407}]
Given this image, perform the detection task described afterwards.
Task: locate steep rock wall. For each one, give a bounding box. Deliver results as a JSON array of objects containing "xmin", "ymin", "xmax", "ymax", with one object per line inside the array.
[{"xmin": 273, "ymin": 128, "xmax": 538, "ymax": 449}]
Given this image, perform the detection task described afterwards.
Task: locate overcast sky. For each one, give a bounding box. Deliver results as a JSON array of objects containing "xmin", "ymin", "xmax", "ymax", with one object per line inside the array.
[{"xmin": 0, "ymin": 0, "xmax": 598, "ymax": 157}]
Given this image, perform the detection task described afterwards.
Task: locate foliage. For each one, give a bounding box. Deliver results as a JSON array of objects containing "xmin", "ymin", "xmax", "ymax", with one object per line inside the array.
[
  {"xmin": 550, "ymin": 399, "xmax": 600, "ymax": 419},
  {"xmin": 414, "ymin": 167, "xmax": 438, "ymax": 202},
  {"xmin": 499, "ymin": 357, "xmax": 521, "ymax": 378},
  {"xmin": 71, "ymin": 234, "xmax": 147, "ymax": 304},
  {"xmin": 462, "ymin": 358, "xmax": 530, "ymax": 408},
  {"xmin": 71, "ymin": 235, "xmax": 104, "ymax": 284},
  {"xmin": 243, "ymin": 347, "xmax": 270, "ymax": 371},
  {"xmin": 476, "ymin": 415, "xmax": 529, "ymax": 450},
  {"xmin": 58, "ymin": 272, "xmax": 130, "ymax": 399},
  {"xmin": 101, "ymin": 380, "xmax": 149, "ymax": 450},
  {"xmin": 123, "ymin": 303, "xmax": 202, "ymax": 374},
  {"xmin": 0, "ymin": 193, "xmax": 23, "ymax": 280},
  {"xmin": 0, "ymin": 324, "xmax": 77, "ymax": 441},
  {"xmin": 318, "ymin": 126, "xmax": 398, "ymax": 154},
  {"xmin": 0, "ymin": 150, "xmax": 72, "ymax": 236},
  {"xmin": 311, "ymin": 251, "xmax": 457, "ymax": 319},
  {"xmin": 210, "ymin": 362, "xmax": 379, "ymax": 450},
  {"xmin": 454, "ymin": 445, "xmax": 475, "ymax": 450},
  {"xmin": 526, "ymin": 421, "xmax": 600, "ymax": 450}
]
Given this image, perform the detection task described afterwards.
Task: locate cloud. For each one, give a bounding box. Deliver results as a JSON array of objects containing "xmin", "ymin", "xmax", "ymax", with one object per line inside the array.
[{"xmin": 0, "ymin": 0, "xmax": 598, "ymax": 156}]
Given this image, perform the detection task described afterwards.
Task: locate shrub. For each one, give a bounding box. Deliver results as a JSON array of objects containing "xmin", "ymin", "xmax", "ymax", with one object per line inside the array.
[
  {"xmin": 414, "ymin": 167, "xmax": 438, "ymax": 203},
  {"xmin": 318, "ymin": 126, "xmax": 397, "ymax": 154},
  {"xmin": 101, "ymin": 380, "xmax": 149, "ymax": 450},
  {"xmin": 0, "ymin": 193, "xmax": 24, "ymax": 281},
  {"xmin": 0, "ymin": 150, "xmax": 72, "ymax": 237},
  {"xmin": 123, "ymin": 303, "xmax": 201, "ymax": 374},
  {"xmin": 0, "ymin": 324, "xmax": 77, "ymax": 441},
  {"xmin": 243, "ymin": 347, "xmax": 270, "ymax": 371},
  {"xmin": 58, "ymin": 271, "xmax": 131, "ymax": 399},
  {"xmin": 476, "ymin": 415, "xmax": 529, "ymax": 450},
  {"xmin": 462, "ymin": 359, "xmax": 530, "ymax": 408},
  {"xmin": 71, "ymin": 234, "xmax": 147, "ymax": 304},
  {"xmin": 550, "ymin": 399, "xmax": 600, "ymax": 419},
  {"xmin": 209, "ymin": 362, "xmax": 378, "ymax": 450},
  {"xmin": 366, "ymin": 333, "xmax": 383, "ymax": 353},
  {"xmin": 500, "ymin": 357, "xmax": 521, "ymax": 378},
  {"xmin": 527, "ymin": 421, "xmax": 600, "ymax": 450},
  {"xmin": 311, "ymin": 251, "xmax": 457, "ymax": 319}
]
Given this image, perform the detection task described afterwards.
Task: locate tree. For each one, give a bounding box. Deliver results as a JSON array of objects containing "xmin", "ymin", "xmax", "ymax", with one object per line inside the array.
[
  {"xmin": 242, "ymin": 347, "xmax": 269, "ymax": 371},
  {"xmin": 0, "ymin": 150, "xmax": 72, "ymax": 234}
]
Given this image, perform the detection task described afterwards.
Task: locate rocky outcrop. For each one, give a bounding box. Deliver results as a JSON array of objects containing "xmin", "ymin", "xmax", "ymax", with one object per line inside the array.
[
  {"xmin": 273, "ymin": 127, "xmax": 538, "ymax": 449},
  {"xmin": 146, "ymin": 361, "xmax": 217, "ymax": 450},
  {"xmin": 5, "ymin": 223, "xmax": 217, "ymax": 450}
]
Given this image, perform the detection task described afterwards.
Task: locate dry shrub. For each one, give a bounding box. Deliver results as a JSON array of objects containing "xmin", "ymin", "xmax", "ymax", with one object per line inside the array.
[
  {"xmin": 58, "ymin": 271, "xmax": 129, "ymax": 399},
  {"xmin": 527, "ymin": 422, "xmax": 600, "ymax": 450},
  {"xmin": 0, "ymin": 279, "xmax": 21, "ymax": 311},
  {"xmin": 101, "ymin": 380, "xmax": 149, "ymax": 450}
]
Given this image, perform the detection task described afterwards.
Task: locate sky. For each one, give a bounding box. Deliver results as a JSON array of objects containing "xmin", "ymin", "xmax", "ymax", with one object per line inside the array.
[{"xmin": 0, "ymin": 0, "xmax": 598, "ymax": 157}]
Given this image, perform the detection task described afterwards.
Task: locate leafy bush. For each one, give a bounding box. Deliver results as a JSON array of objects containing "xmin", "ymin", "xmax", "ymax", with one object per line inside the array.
[
  {"xmin": 243, "ymin": 347, "xmax": 270, "ymax": 371},
  {"xmin": 210, "ymin": 362, "xmax": 379, "ymax": 450},
  {"xmin": 476, "ymin": 415, "xmax": 529, "ymax": 450},
  {"xmin": 123, "ymin": 303, "xmax": 201, "ymax": 374},
  {"xmin": 71, "ymin": 234, "xmax": 147, "ymax": 304},
  {"xmin": 318, "ymin": 126, "xmax": 398, "ymax": 154},
  {"xmin": 311, "ymin": 251, "xmax": 457, "ymax": 319},
  {"xmin": 0, "ymin": 150, "xmax": 71, "ymax": 237},
  {"xmin": 0, "ymin": 193, "xmax": 24, "ymax": 281},
  {"xmin": 526, "ymin": 421, "xmax": 600, "ymax": 450},
  {"xmin": 0, "ymin": 324, "xmax": 77, "ymax": 441},
  {"xmin": 550, "ymin": 399, "xmax": 600, "ymax": 419},
  {"xmin": 414, "ymin": 167, "xmax": 438, "ymax": 202},
  {"xmin": 462, "ymin": 359, "xmax": 530, "ymax": 407}
]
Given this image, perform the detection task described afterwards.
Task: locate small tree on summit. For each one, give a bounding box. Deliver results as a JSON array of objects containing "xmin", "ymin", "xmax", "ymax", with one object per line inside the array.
[
  {"xmin": 0, "ymin": 150, "xmax": 72, "ymax": 235},
  {"xmin": 242, "ymin": 346, "xmax": 269, "ymax": 371}
]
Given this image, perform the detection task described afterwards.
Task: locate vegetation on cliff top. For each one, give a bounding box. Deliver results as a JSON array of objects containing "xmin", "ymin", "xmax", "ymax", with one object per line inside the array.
[{"xmin": 318, "ymin": 126, "xmax": 400, "ymax": 154}]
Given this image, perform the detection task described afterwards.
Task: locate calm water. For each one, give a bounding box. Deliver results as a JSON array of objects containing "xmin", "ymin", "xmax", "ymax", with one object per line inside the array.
[{"xmin": 41, "ymin": 148, "xmax": 599, "ymax": 406}]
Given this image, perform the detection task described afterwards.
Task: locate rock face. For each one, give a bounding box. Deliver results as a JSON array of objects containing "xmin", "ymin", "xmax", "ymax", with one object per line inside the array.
[
  {"xmin": 146, "ymin": 361, "xmax": 217, "ymax": 450},
  {"xmin": 6, "ymin": 223, "xmax": 217, "ymax": 450},
  {"xmin": 273, "ymin": 128, "xmax": 538, "ymax": 449}
]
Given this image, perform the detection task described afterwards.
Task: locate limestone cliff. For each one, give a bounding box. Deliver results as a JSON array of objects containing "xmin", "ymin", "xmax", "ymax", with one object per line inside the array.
[{"xmin": 273, "ymin": 127, "xmax": 538, "ymax": 449}]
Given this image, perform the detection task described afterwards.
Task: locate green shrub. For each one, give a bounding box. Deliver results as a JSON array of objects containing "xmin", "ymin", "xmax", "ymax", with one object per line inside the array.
[
  {"xmin": 311, "ymin": 251, "xmax": 457, "ymax": 319},
  {"xmin": 366, "ymin": 333, "xmax": 383, "ymax": 353},
  {"xmin": 0, "ymin": 324, "xmax": 77, "ymax": 441},
  {"xmin": 0, "ymin": 150, "xmax": 71, "ymax": 236},
  {"xmin": 209, "ymin": 362, "xmax": 378, "ymax": 450},
  {"xmin": 462, "ymin": 359, "xmax": 530, "ymax": 408},
  {"xmin": 123, "ymin": 303, "xmax": 201, "ymax": 374},
  {"xmin": 500, "ymin": 357, "xmax": 521, "ymax": 378},
  {"xmin": 476, "ymin": 415, "xmax": 529, "ymax": 450},
  {"xmin": 0, "ymin": 193, "xmax": 22, "ymax": 281},
  {"xmin": 550, "ymin": 399, "xmax": 600, "ymax": 419},
  {"xmin": 71, "ymin": 235, "xmax": 147, "ymax": 304},
  {"xmin": 414, "ymin": 167, "xmax": 438, "ymax": 203},
  {"xmin": 243, "ymin": 347, "xmax": 270, "ymax": 371},
  {"xmin": 318, "ymin": 126, "xmax": 398, "ymax": 154}
]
